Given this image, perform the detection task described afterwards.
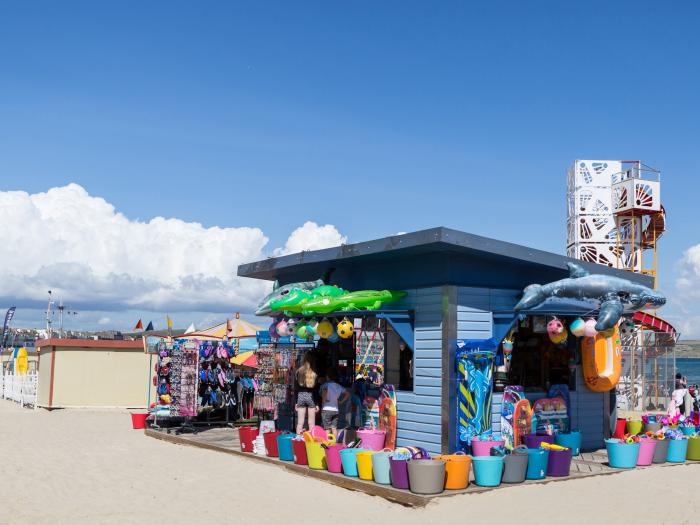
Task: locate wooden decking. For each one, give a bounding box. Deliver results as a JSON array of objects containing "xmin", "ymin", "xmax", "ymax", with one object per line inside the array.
[{"xmin": 144, "ymin": 427, "xmax": 695, "ymax": 508}]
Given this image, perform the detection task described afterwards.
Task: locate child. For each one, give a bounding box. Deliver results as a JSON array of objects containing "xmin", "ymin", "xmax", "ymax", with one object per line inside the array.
[{"xmin": 319, "ymin": 369, "xmax": 349, "ymax": 437}]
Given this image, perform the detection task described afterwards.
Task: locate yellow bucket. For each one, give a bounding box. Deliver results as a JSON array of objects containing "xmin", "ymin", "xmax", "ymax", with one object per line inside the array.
[
  {"xmin": 356, "ymin": 451, "xmax": 376, "ymax": 480},
  {"xmin": 305, "ymin": 441, "xmax": 327, "ymax": 470}
]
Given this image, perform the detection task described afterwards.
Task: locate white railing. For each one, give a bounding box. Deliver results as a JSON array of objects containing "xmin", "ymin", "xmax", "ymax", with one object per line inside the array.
[{"xmin": 2, "ymin": 373, "xmax": 38, "ymax": 409}]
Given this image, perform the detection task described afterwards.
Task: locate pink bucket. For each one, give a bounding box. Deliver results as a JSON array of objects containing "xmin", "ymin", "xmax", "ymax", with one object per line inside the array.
[
  {"xmin": 471, "ymin": 438, "xmax": 505, "ymax": 456},
  {"xmin": 325, "ymin": 444, "xmax": 347, "ymax": 473},
  {"xmin": 357, "ymin": 429, "xmax": 386, "ymax": 451},
  {"xmin": 637, "ymin": 437, "xmax": 657, "ymax": 466}
]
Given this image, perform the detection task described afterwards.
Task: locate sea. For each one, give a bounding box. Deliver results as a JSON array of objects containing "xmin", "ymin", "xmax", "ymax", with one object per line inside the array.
[{"xmin": 676, "ymin": 357, "xmax": 700, "ymax": 387}]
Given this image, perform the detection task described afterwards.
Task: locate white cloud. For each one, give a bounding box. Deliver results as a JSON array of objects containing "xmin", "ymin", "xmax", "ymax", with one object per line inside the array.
[
  {"xmin": 97, "ymin": 316, "xmax": 112, "ymax": 325},
  {"xmin": 0, "ymin": 184, "xmax": 346, "ymax": 316},
  {"xmin": 273, "ymin": 221, "xmax": 347, "ymax": 256},
  {"xmin": 676, "ymin": 244, "xmax": 700, "ymax": 299},
  {"xmin": 673, "ymin": 244, "xmax": 700, "ymax": 338}
]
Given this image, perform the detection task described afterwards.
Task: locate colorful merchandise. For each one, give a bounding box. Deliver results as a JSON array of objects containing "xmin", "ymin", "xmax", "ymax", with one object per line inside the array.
[
  {"xmin": 501, "ymin": 386, "xmax": 525, "ymax": 450},
  {"xmin": 581, "ymin": 326, "xmax": 622, "ymax": 392},
  {"xmin": 337, "ymin": 318, "xmax": 354, "ymax": 339},
  {"xmin": 456, "ymin": 345, "xmax": 495, "ymax": 451},
  {"xmin": 514, "ymin": 262, "xmax": 666, "ymax": 331},
  {"xmin": 301, "ymin": 289, "xmax": 407, "ymax": 314},
  {"xmin": 269, "ymin": 284, "xmax": 347, "ymax": 315},
  {"xmin": 583, "ymin": 318, "xmax": 598, "ymax": 338},
  {"xmin": 532, "ymin": 397, "xmax": 569, "ymax": 434},
  {"xmin": 569, "ymin": 317, "xmax": 586, "ymax": 337},
  {"xmin": 316, "ymin": 318, "xmax": 334, "ymax": 339},
  {"xmin": 255, "ymin": 279, "xmax": 324, "ymax": 316},
  {"xmin": 378, "ymin": 384, "xmax": 397, "ymax": 449}
]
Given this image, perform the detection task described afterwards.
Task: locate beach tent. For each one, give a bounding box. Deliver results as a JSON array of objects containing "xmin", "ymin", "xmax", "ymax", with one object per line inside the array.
[{"xmin": 185, "ymin": 313, "xmax": 261, "ymax": 341}]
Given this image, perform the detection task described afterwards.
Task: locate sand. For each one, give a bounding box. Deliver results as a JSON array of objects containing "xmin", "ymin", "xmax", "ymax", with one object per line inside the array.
[{"xmin": 1, "ymin": 400, "xmax": 698, "ymax": 525}]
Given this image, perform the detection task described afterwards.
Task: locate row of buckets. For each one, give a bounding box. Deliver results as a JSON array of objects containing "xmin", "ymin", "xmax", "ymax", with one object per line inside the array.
[
  {"xmin": 606, "ymin": 435, "xmax": 700, "ymax": 468},
  {"xmin": 238, "ymin": 426, "xmax": 582, "ymax": 494}
]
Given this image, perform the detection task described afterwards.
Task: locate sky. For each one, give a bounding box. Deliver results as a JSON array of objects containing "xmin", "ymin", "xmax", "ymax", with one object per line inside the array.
[{"xmin": 0, "ymin": 1, "xmax": 699, "ymax": 336}]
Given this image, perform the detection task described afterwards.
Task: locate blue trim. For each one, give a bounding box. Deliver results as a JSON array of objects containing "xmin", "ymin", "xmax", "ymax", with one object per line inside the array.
[{"xmin": 375, "ymin": 312, "xmax": 414, "ymax": 353}]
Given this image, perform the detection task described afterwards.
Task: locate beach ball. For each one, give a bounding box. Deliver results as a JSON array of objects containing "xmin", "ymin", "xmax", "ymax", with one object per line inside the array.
[
  {"xmin": 296, "ymin": 322, "xmax": 315, "ymax": 340},
  {"xmin": 286, "ymin": 318, "xmax": 297, "ymax": 333},
  {"xmin": 316, "ymin": 318, "xmax": 334, "ymax": 339},
  {"xmin": 337, "ymin": 318, "xmax": 354, "ymax": 339},
  {"xmin": 547, "ymin": 318, "xmax": 564, "ymax": 336},
  {"xmin": 583, "ymin": 319, "xmax": 598, "ymax": 338},
  {"xmin": 276, "ymin": 319, "xmax": 291, "ymax": 337},
  {"xmin": 570, "ymin": 318, "xmax": 585, "ymax": 337}
]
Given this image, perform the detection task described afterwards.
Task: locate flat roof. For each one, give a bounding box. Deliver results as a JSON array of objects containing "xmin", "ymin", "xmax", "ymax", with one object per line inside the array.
[
  {"xmin": 36, "ymin": 338, "xmax": 143, "ymax": 350},
  {"xmin": 237, "ymin": 226, "xmax": 653, "ymax": 288}
]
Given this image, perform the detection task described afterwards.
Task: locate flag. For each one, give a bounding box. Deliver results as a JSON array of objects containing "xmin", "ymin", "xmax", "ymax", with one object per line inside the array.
[
  {"xmin": 167, "ymin": 315, "xmax": 172, "ymax": 337},
  {"xmin": 185, "ymin": 323, "xmax": 196, "ymax": 334},
  {"xmin": 145, "ymin": 321, "xmax": 154, "ymax": 332},
  {"xmin": 2, "ymin": 306, "xmax": 16, "ymax": 348},
  {"xmin": 134, "ymin": 319, "xmax": 143, "ymax": 331}
]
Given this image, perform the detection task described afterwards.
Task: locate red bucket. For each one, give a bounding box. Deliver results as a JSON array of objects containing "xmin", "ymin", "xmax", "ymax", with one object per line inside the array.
[
  {"xmin": 131, "ymin": 413, "xmax": 149, "ymax": 429},
  {"xmin": 239, "ymin": 426, "xmax": 259, "ymax": 453},
  {"xmin": 292, "ymin": 439, "xmax": 308, "ymax": 465},
  {"xmin": 263, "ymin": 431, "xmax": 282, "ymax": 457},
  {"xmin": 613, "ymin": 418, "xmax": 627, "ymax": 439}
]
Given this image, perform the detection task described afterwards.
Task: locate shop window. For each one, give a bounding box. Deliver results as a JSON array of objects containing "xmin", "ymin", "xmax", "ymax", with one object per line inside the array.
[{"xmin": 385, "ymin": 324, "xmax": 414, "ymax": 391}]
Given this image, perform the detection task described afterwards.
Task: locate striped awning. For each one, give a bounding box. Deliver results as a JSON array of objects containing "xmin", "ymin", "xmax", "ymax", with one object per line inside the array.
[{"xmin": 633, "ymin": 311, "xmax": 677, "ymax": 336}]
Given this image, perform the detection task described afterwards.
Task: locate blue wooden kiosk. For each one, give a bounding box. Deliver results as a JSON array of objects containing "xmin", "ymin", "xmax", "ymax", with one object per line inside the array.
[{"xmin": 238, "ymin": 227, "xmax": 652, "ymax": 454}]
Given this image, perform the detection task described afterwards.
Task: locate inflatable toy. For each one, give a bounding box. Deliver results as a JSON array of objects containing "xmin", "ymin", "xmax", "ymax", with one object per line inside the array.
[
  {"xmin": 296, "ymin": 322, "xmax": 315, "ymax": 340},
  {"xmin": 569, "ymin": 318, "xmax": 586, "ymax": 337},
  {"xmin": 256, "ymin": 279, "xmax": 324, "ymax": 316},
  {"xmin": 583, "ymin": 318, "xmax": 598, "ymax": 338},
  {"xmin": 285, "ymin": 318, "xmax": 297, "ymax": 333},
  {"xmin": 547, "ymin": 318, "xmax": 564, "ymax": 336},
  {"xmin": 582, "ymin": 325, "xmax": 622, "ymax": 392},
  {"xmin": 301, "ymin": 290, "xmax": 407, "ymax": 315},
  {"xmin": 316, "ymin": 318, "xmax": 333, "ymax": 339},
  {"xmin": 619, "ymin": 318, "xmax": 636, "ymax": 336},
  {"xmin": 337, "ymin": 318, "xmax": 354, "ymax": 339},
  {"xmin": 514, "ymin": 263, "xmax": 666, "ymax": 331},
  {"xmin": 270, "ymin": 285, "xmax": 347, "ymax": 315},
  {"xmin": 275, "ymin": 319, "xmax": 291, "ymax": 337}
]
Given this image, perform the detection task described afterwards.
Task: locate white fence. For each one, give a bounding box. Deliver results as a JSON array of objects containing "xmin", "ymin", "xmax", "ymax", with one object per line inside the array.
[{"xmin": 1, "ymin": 373, "xmax": 38, "ymax": 408}]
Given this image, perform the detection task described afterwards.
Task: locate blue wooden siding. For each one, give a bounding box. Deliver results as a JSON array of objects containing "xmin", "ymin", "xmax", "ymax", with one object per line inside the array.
[{"xmin": 392, "ymin": 287, "xmax": 443, "ymax": 455}]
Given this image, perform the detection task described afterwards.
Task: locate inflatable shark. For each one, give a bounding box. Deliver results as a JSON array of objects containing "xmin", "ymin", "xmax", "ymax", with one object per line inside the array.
[
  {"xmin": 514, "ymin": 263, "xmax": 666, "ymax": 331},
  {"xmin": 255, "ymin": 279, "xmax": 323, "ymax": 316}
]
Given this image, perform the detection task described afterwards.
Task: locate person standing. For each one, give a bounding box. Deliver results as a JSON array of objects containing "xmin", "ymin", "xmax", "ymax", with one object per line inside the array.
[
  {"xmin": 295, "ymin": 352, "xmax": 318, "ymax": 435},
  {"xmin": 320, "ymin": 368, "xmax": 349, "ymax": 438}
]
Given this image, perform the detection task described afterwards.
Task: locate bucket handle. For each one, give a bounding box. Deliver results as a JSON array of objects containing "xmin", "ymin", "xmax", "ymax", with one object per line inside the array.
[
  {"xmin": 453, "ymin": 451, "xmax": 467, "ymax": 456},
  {"xmin": 381, "ymin": 447, "xmax": 393, "ymax": 453},
  {"xmin": 514, "ymin": 445, "xmax": 528, "ymax": 454},
  {"xmin": 411, "ymin": 446, "xmax": 430, "ymax": 459}
]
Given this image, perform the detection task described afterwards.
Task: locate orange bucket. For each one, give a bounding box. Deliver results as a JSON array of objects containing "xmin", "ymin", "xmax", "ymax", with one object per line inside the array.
[{"xmin": 433, "ymin": 453, "xmax": 472, "ymax": 490}]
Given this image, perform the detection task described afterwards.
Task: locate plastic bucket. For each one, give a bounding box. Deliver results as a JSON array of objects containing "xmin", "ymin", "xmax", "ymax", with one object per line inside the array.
[
  {"xmin": 325, "ymin": 444, "xmax": 347, "ymax": 473},
  {"xmin": 471, "ymin": 438, "xmax": 505, "ymax": 456},
  {"xmin": 682, "ymin": 426, "xmax": 696, "ymax": 436},
  {"xmin": 263, "ymin": 431, "xmax": 282, "ymax": 457},
  {"xmin": 686, "ymin": 436, "xmax": 700, "ymax": 460},
  {"xmin": 472, "ymin": 456, "xmax": 504, "ymax": 487},
  {"xmin": 356, "ymin": 451, "xmax": 376, "ymax": 480},
  {"xmin": 292, "ymin": 439, "xmax": 308, "ymax": 465},
  {"xmin": 652, "ymin": 439, "xmax": 669, "ymax": 464},
  {"xmin": 357, "ymin": 429, "xmax": 386, "ymax": 451},
  {"xmin": 525, "ymin": 448, "xmax": 549, "ymax": 480},
  {"xmin": 433, "ymin": 453, "xmax": 471, "ymax": 490},
  {"xmin": 305, "ymin": 441, "xmax": 327, "ymax": 470},
  {"xmin": 130, "ymin": 413, "xmax": 148, "ymax": 429},
  {"xmin": 605, "ymin": 439, "xmax": 640, "ymax": 469},
  {"xmin": 340, "ymin": 448, "xmax": 367, "ymax": 477},
  {"xmin": 239, "ymin": 426, "xmax": 259, "ymax": 453},
  {"xmin": 667, "ymin": 439, "xmax": 688, "ymax": 463},
  {"xmin": 407, "ymin": 459, "xmax": 446, "ymax": 494},
  {"xmin": 389, "ymin": 456, "xmax": 410, "ymax": 489},
  {"xmin": 613, "ymin": 418, "xmax": 627, "ymax": 439},
  {"xmin": 555, "ymin": 431, "xmax": 582, "ymax": 456},
  {"xmin": 502, "ymin": 447, "xmax": 528, "ymax": 483},
  {"xmin": 372, "ymin": 451, "xmax": 393, "ymax": 485},
  {"xmin": 644, "ymin": 422, "xmax": 662, "ymax": 434},
  {"xmin": 546, "ymin": 448, "xmax": 572, "ymax": 477},
  {"xmin": 523, "ymin": 434, "xmax": 554, "ymax": 449},
  {"xmin": 636, "ymin": 437, "xmax": 657, "ymax": 466},
  {"xmin": 626, "ymin": 420, "xmax": 643, "ymax": 436},
  {"xmin": 277, "ymin": 434, "xmax": 294, "ymax": 462}
]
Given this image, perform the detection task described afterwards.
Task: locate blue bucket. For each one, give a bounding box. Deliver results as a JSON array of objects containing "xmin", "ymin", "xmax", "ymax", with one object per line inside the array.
[
  {"xmin": 339, "ymin": 448, "xmax": 367, "ymax": 477},
  {"xmin": 526, "ymin": 448, "xmax": 549, "ymax": 479},
  {"xmin": 371, "ymin": 451, "xmax": 392, "ymax": 485},
  {"xmin": 472, "ymin": 455, "xmax": 504, "ymax": 487},
  {"xmin": 605, "ymin": 439, "xmax": 640, "ymax": 469},
  {"xmin": 666, "ymin": 439, "xmax": 688, "ymax": 463},
  {"xmin": 277, "ymin": 434, "xmax": 294, "ymax": 462},
  {"xmin": 681, "ymin": 426, "xmax": 695, "ymax": 437},
  {"xmin": 555, "ymin": 431, "xmax": 582, "ymax": 456}
]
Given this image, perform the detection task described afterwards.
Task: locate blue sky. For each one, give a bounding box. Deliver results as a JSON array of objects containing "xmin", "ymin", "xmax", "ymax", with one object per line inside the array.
[{"xmin": 1, "ymin": 2, "xmax": 699, "ymax": 335}]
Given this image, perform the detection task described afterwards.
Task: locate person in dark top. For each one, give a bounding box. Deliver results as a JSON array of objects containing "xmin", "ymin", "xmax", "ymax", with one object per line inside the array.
[
  {"xmin": 295, "ymin": 352, "xmax": 318, "ymax": 434},
  {"xmin": 399, "ymin": 342, "xmax": 413, "ymax": 391}
]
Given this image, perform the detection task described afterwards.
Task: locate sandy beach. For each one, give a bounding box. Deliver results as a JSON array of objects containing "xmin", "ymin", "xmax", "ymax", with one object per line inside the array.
[{"xmin": 0, "ymin": 401, "xmax": 697, "ymax": 525}]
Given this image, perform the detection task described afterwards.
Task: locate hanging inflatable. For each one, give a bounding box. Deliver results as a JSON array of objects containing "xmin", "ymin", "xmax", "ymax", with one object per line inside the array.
[
  {"xmin": 255, "ymin": 279, "xmax": 324, "ymax": 316},
  {"xmin": 337, "ymin": 318, "xmax": 354, "ymax": 339},
  {"xmin": 569, "ymin": 317, "xmax": 586, "ymax": 337},
  {"xmin": 514, "ymin": 263, "xmax": 666, "ymax": 331},
  {"xmin": 316, "ymin": 318, "xmax": 333, "ymax": 339},
  {"xmin": 300, "ymin": 290, "xmax": 407, "ymax": 315},
  {"xmin": 581, "ymin": 325, "xmax": 622, "ymax": 392},
  {"xmin": 269, "ymin": 285, "xmax": 347, "ymax": 315}
]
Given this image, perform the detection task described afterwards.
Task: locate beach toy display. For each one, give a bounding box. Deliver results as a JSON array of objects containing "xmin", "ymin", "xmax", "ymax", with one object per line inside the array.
[
  {"xmin": 686, "ymin": 436, "xmax": 700, "ymax": 461},
  {"xmin": 356, "ymin": 451, "xmax": 376, "ymax": 480},
  {"xmin": 605, "ymin": 438, "xmax": 640, "ymax": 469},
  {"xmin": 371, "ymin": 450, "xmax": 393, "ymax": 485},
  {"xmin": 407, "ymin": 458, "xmax": 446, "ymax": 495},
  {"xmin": 263, "ymin": 430, "xmax": 282, "ymax": 457},
  {"xmin": 525, "ymin": 448, "xmax": 549, "ymax": 480},
  {"xmin": 554, "ymin": 431, "xmax": 582, "ymax": 456},
  {"xmin": 626, "ymin": 420, "xmax": 643, "ymax": 436},
  {"xmin": 357, "ymin": 428, "xmax": 386, "ymax": 451},
  {"xmin": 339, "ymin": 448, "xmax": 367, "ymax": 477},
  {"xmin": 277, "ymin": 433, "xmax": 295, "ymax": 462},
  {"xmin": 636, "ymin": 437, "xmax": 657, "ymax": 466},
  {"xmin": 471, "ymin": 436, "xmax": 505, "ymax": 456},
  {"xmin": 542, "ymin": 443, "xmax": 572, "ymax": 477},
  {"xmin": 324, "ymin": 443, "xmax": 347, "ymax": 473},
  {"xmin": 472, "ymin": 455, "xmax": 504, "ymax": 487},
  {"xmin": 239, "ymin": 426, "xmax": 259, "ymax": 453},
  {"xmin": 523, "ymin": 433, "xmax": 554, "ymax": 449},
  {"xmin": 433, "ymin": 452, "xmax": 472, "ymax": 490},
  {"xmin": 641, "ymin": 414, "xmax": 662, "ymax": 434},
  {"xmin": 501, "ymin": 446, "xmax": 529, "ymax": 484}
]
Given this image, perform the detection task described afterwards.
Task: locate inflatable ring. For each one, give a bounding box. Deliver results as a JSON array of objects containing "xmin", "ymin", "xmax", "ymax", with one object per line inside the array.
[{"xmin": 581, "ymin": 326, "xmax": 621, "ymax": 392}]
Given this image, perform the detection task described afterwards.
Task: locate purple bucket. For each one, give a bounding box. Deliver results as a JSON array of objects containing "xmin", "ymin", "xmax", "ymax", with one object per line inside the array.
[
  {"xmin": 546, "ymin": 448, "xmax": 573, "ymax": 477},
  {"xmin": 389, "ymin": 457, "xmax": 410, "ymax": 489},
  {"xmin": 524, "ymin": 433, "xmax": 554, "ymax": 449}
]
